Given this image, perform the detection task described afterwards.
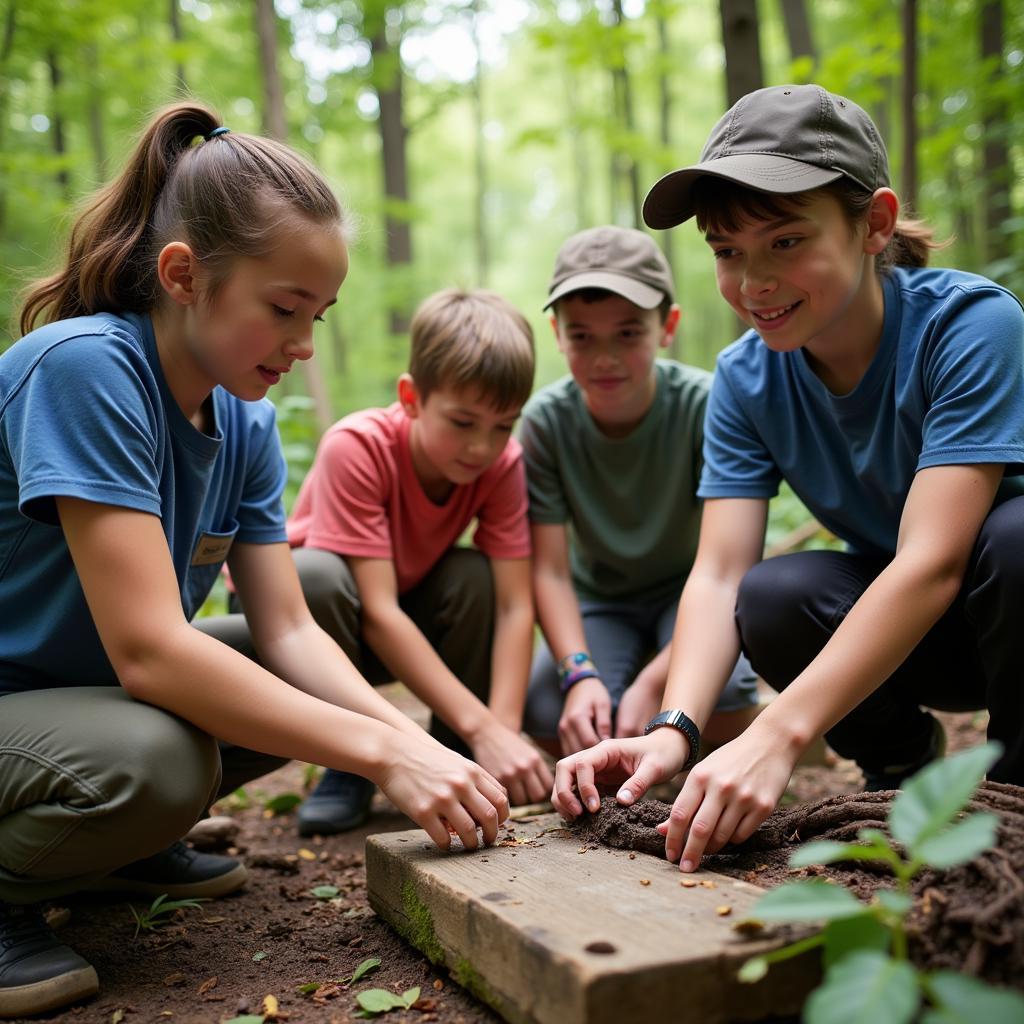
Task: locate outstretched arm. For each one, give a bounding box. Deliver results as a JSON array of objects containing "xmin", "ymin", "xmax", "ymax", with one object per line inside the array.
[
  {"xmin": 350, "ymin": 555, "xmax": 549, "ymax": 805},
  {"xmin": 58, "ymin": 498, "xmax": 509, "ymax": 851},
  {"xmin": 664, "ymin": 463, "xmax": 1002, "ymax": 870},
  {"xmin": 532, "ymin": 522, "xmax": 613, "ymax": 753}
]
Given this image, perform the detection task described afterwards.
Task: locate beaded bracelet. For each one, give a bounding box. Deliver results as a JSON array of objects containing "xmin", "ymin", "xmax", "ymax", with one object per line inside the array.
[{"xmin": 557, "ymin": 652, "xmax": 600, "ymax": 694}]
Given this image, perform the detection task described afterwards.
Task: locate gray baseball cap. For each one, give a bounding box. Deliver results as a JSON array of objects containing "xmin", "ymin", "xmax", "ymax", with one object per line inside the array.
[
  {"xmin": 643, "ymin": 84, "xmax": 890, "ymax": 229},
  {"xmin": 544, "ymin": 225, "xmax": 675, "ymax": 311}
]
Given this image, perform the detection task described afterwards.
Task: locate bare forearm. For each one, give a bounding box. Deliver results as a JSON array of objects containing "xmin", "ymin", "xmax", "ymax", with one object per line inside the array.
[
  {"xmin": 363, "ymin": 607, "xmax": 491, "ymax": 740},
  {"xmin": 534, "ymin": 570, "xmax": 587, "ymax": 660},
  {"xmin": 122, "ymin": 624, "xmax": 398, "ymax": 781},
  {"xmin": 488, "ymin": 602, "xmax": 534, "ymax": 730},
  {"xmin": 663, "ymin": 572, "xmax": 746, "ymax": 729},
  {"xmin": 256, "ymin": 620, "xmax": 427, "ymax": 740}
]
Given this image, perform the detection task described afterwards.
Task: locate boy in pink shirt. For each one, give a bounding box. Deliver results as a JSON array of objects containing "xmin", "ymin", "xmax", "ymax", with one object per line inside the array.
[{"xmin": 288, "ymin": 288, "xmax": 553, "ymax": 833}]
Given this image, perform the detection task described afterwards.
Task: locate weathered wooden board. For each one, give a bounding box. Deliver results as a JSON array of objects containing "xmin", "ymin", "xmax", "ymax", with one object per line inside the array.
[{"xmin": 366, "ymin": 813, "xmax": 817, "ymax": 1024}]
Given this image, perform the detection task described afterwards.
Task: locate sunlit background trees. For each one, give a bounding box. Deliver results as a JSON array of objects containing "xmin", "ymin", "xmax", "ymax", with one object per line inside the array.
[{"xmin": 1, "ymin": 0, "xmax": 1021, "ymax": 463}]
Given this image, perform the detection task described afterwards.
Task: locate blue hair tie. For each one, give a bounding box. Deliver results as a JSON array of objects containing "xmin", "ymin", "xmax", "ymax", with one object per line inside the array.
[{"xmin": 207, "ymin": 126, "xmax": 231, "ymax": 139}]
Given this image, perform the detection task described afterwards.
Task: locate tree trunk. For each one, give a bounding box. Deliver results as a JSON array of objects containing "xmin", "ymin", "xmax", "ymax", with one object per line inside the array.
[
  {"xmin": 779, "ymin": 0, "xmax": 815, "ymax": 66},
  {"xmin": 253, "ymin": 0, "xmax": 333, "ymax": 431},
  {"xmin": 169, "ymin": 0, "xmax": 187, "ymax": 95},
  {"xmin": 470, "ymin": 0, "xmax": 488, "ymax": 286},
  {"xmin": 371, "ymin": 20, "xmax": 413, "ymax": 338},
  {"xmin": 900, "ymin": 0, "xmax": 917, "ymax": 211},
  {"xmin": 0, "ymin": 0, "xmax": 16, "ymax": 232},
  {"xmin": 254, "ymin": 0, "xmax": 287, "ymax": 140},
  {"xmin": 610, "ymin": 0, "xmax": 640, "ymax": 227},
  {"xmin": 719, "ymin": 0, "xmax": 764, "ymax": 107},
  {"xmin": 655, "ymin": 8, "xmax": 681, "ymax": 356},
  {"xmin": 47, "ymin": 49, "xmax": 70, "ymax": 200},
  {"xmin": 981, "ymin": 0, "xmax": 1010, "ymax": 266}
]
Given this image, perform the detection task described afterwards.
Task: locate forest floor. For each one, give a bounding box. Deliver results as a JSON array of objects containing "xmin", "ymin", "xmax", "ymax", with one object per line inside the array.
[{"xmin": 15, "ymin": 689, "xmax": 991, "ymax": 1024}]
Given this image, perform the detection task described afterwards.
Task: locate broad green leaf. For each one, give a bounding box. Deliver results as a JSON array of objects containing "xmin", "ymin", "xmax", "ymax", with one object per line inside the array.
[
  {"xmin": 401, "ymin": 986, "xmax": 421, "ymax": 1006},
  {"xmin": 738, "ymin": 957, "xmax": 768, "ymax": 983},
  {"xmin": 252, "ymin": 951, "xmax": 268, "ymax": 962},
  {"xmin": 296, "ymin": 982, "xmax": 320, "ymax": 995},
  {"xmin": 790, "ymin": 840, "xmax": 888, "ymax": 868},
  {"xmin": 223, "ymin": 1018, "xmax": 265, "ymax": 1024},
  {"xmin": 352, "ymin": 957, "xmax": 382, "ymax": 982},
  {"xmin": 875, "ymin": 890, "xmax": 912, "ymax": 916},
  {"xmin": 356, "ymin": 989, "xmax": 407, "ymax": 1013},
  {"xmin": 822, "ymin": 915, "xmax": 891, "ymax": 968},
  {"xmin": 310, "ymin": 885, "xmax": 341, "ymax": 900},
  {"xmin": 890, "ymin": 742, "xmax": 1001, "ymax": 849},
  {"xmin": 264, "ymin": 792, "xmax": 303, "ymax": 814},
  {"xmin": 922, "ymin": 970, "xmax": 1024, "ymax": 1023},
  {"xmin": 753, "ymin": 881, "xmax": 868, "ymax": 922},
  {"xmin": 805, "ymin": 951, "xmax": 919, "ymax": 1024},
  {"xmin": 915, "ymin": 813, "xmax": 999, "ymax": 869}
]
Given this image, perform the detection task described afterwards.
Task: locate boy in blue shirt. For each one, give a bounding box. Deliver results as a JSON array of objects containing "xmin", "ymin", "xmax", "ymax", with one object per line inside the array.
[{"xmin": 520, "ymin": 226, "xmax": 759, "ymax": 756}]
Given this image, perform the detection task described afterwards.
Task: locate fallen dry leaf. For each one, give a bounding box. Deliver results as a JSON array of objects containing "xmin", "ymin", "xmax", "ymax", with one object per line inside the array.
[
  {"xmin": 197, "ymin": 975, "xmax": 218, "ymax": 995},
  {"xmin": 716, "ymin": 905, "xmax": 732, "ymax": 916},
  {"xmin": 162, "ymin": 972, "xmax": 186, "ymax": 987},
  {"xmin": 297, "ymin": 848, "xmax": 317, "ymax": 861},
  {"xmin": 700, "ymin": 880, "xmax": 717, "ymax": 889},
  {"xmin": 680, "ymin": 879, "xmax": 698, "ymax": 888},
  {"xmin": 433, "ymin": 979, "xmax": 443, "ymax": 991},
  {"xmin": 639, "ymin": 879, "xmax": 651, "ymax": 886}
]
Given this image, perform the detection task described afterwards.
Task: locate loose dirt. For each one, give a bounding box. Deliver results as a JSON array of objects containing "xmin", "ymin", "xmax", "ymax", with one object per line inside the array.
[{"xmin": 14, "ymin": 708, "xmax": 1005, "ymax": 1022}]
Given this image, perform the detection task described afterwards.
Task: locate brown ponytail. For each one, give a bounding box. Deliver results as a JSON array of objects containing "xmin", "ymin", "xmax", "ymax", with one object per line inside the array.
[{"xmin": 19, "ymin": 102, "xmax": 343, "ymax": 337}]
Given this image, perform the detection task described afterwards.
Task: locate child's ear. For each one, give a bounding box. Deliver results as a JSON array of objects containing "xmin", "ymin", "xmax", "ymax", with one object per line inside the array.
[
  {"xmin": 397, "ymin": 373, "xmax": 422, "ymax": 418},
  {"xmin": 660, "ymin": 305, "xmax": 681, "ymax": 349},
  {"xmin": 157, "ymin": 242, "xmax": 199, "ymax": 306},
  {"xmin": 549, "ymin": 314, "xmax": 567, "ymax": 352},
  {"xmin": 863, "ymin": 188, "xmax": 899, "ymax": 256}
]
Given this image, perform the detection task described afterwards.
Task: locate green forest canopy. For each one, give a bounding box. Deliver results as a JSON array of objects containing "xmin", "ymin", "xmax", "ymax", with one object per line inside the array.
[{"xmin": 1, "ymin": 0, "xmax": 1021, "ymax": 457}]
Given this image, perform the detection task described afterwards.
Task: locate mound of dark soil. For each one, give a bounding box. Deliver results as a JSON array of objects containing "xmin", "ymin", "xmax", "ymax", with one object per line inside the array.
[{"xmin": 572, "ymin": 782, "xmax": 1024, "ymax": 988}]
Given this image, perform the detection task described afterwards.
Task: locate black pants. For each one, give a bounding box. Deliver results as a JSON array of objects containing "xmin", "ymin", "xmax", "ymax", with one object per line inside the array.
[{"xmin": 735, "ymin": 496, "xmax": 1024, "ymax": 784}]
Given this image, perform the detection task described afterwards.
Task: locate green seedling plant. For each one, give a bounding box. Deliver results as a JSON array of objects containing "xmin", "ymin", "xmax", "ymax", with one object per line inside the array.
[
  {"xmin": 739, "ymin": 741, "xmax": 1024, "ymax": 1024},
  {"xmin": 129, "ymin": 893, "xmax": 207, "ymax": 940}
]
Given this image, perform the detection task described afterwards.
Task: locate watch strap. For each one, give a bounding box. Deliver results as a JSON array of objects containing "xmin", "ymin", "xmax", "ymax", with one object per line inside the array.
[{"xmin": 644, "ymin": 709, "xmax": 701, "ymax": 771}]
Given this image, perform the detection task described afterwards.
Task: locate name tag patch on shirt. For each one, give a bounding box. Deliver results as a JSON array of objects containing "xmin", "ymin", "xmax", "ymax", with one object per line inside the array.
[{"xmin": 192, "ymin": 532, "xmax": 234, "ymax": 566}]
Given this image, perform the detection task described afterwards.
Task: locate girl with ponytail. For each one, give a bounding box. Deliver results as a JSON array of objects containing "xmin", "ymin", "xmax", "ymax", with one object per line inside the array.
[
  {"xmin": 553, "ymin": 86, "xmax": 1024, "ymax": 879},
  {"xmin": 0, "ymin": 104, "xmax": 508, "ymax": 1017}
]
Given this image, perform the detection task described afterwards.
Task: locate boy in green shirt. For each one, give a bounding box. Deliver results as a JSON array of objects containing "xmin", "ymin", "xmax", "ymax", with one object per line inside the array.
[{"xmin": 520, "ymin": 226, "xmax": 759, "ymax": 756}]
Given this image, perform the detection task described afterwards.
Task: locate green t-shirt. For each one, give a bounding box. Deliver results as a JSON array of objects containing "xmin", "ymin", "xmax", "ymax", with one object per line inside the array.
[{"xmin": 520, "ymin": 359, "xmax": 710, "ymax": 604}]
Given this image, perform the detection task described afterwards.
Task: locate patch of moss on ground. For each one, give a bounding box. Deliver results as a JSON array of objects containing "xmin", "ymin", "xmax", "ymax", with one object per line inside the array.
[{"xmin": 399, "ymin": 880, "xmax": 446, "ymax": 964}]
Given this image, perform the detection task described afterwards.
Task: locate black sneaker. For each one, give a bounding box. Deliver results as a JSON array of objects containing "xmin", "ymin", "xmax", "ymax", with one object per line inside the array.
[
  {"xmin": 297, "ymin": 769, "xmax": 376, "ymax": 837},
  {"xmin": 88, "ymin": 840, "xmax": 247, "ymax": 899},
  {"xmin": 0, "ymin": 902, "xmax": 98, "ymax": 1018},
  {"xmin": 861, "ymin": 715, "xmax": 947, "ymax": 792}
]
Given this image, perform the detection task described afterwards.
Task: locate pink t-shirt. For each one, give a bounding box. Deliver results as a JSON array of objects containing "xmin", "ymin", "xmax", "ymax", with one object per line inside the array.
[{"xmin": 287, "ymin": 404, "xmax": 530, "ymax": 594}]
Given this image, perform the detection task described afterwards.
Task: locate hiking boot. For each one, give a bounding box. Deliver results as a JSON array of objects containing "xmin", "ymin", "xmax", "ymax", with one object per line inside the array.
[
  {"xmin": 861, "ymin": 715, "xmax": 947, "ymax": 792},
  {"xmin": 297, "ymin": 770, "xmax": 376, "ymax": 836},
  {"xmin": 88, "ymin": 840, "xmax": 247, "ymax": 899},
  {"xmin": 0, "ymin": 902, "xmax": 98, "ymax": 1018}
]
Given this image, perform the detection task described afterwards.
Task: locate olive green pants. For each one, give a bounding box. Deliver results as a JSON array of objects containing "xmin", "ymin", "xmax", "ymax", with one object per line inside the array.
[{"xmin": 0, "ymin": 673, "xmax": 285, "ymax": 906}]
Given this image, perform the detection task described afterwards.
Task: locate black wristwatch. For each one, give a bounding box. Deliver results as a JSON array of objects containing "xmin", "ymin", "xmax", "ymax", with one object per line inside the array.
[{"xmin": 644, "ymin": 710, "xmax": 701, "ymax": 772}]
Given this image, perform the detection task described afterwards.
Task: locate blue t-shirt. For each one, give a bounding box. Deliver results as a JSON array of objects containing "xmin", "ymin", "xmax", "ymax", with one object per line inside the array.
[
  {"xmin": 0, "ymin": 311, "xmax": 288, "ymax": 692},
  {"xmin": 699, "ymin": 267, "xmax": 1024, "ymax": 557}
]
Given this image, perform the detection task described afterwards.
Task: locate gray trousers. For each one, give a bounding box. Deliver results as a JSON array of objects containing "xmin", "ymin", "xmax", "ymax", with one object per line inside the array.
[
  {"xmin": 523, "ymin": 592, "xmax": 759, "ymax": 740},
  {"xmin": 216, "ymin": 546, "xmax": 496, "ymax": 755}
]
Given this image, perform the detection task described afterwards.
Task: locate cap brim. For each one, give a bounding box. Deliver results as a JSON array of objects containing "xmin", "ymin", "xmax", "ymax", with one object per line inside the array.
[
  {"xmin": 642, "ymin": 155, "xmax": 843, "ymax": 229},
  {"xmin": 543, "ymin": 271, "xmax": 665, "ymax": 311}
]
